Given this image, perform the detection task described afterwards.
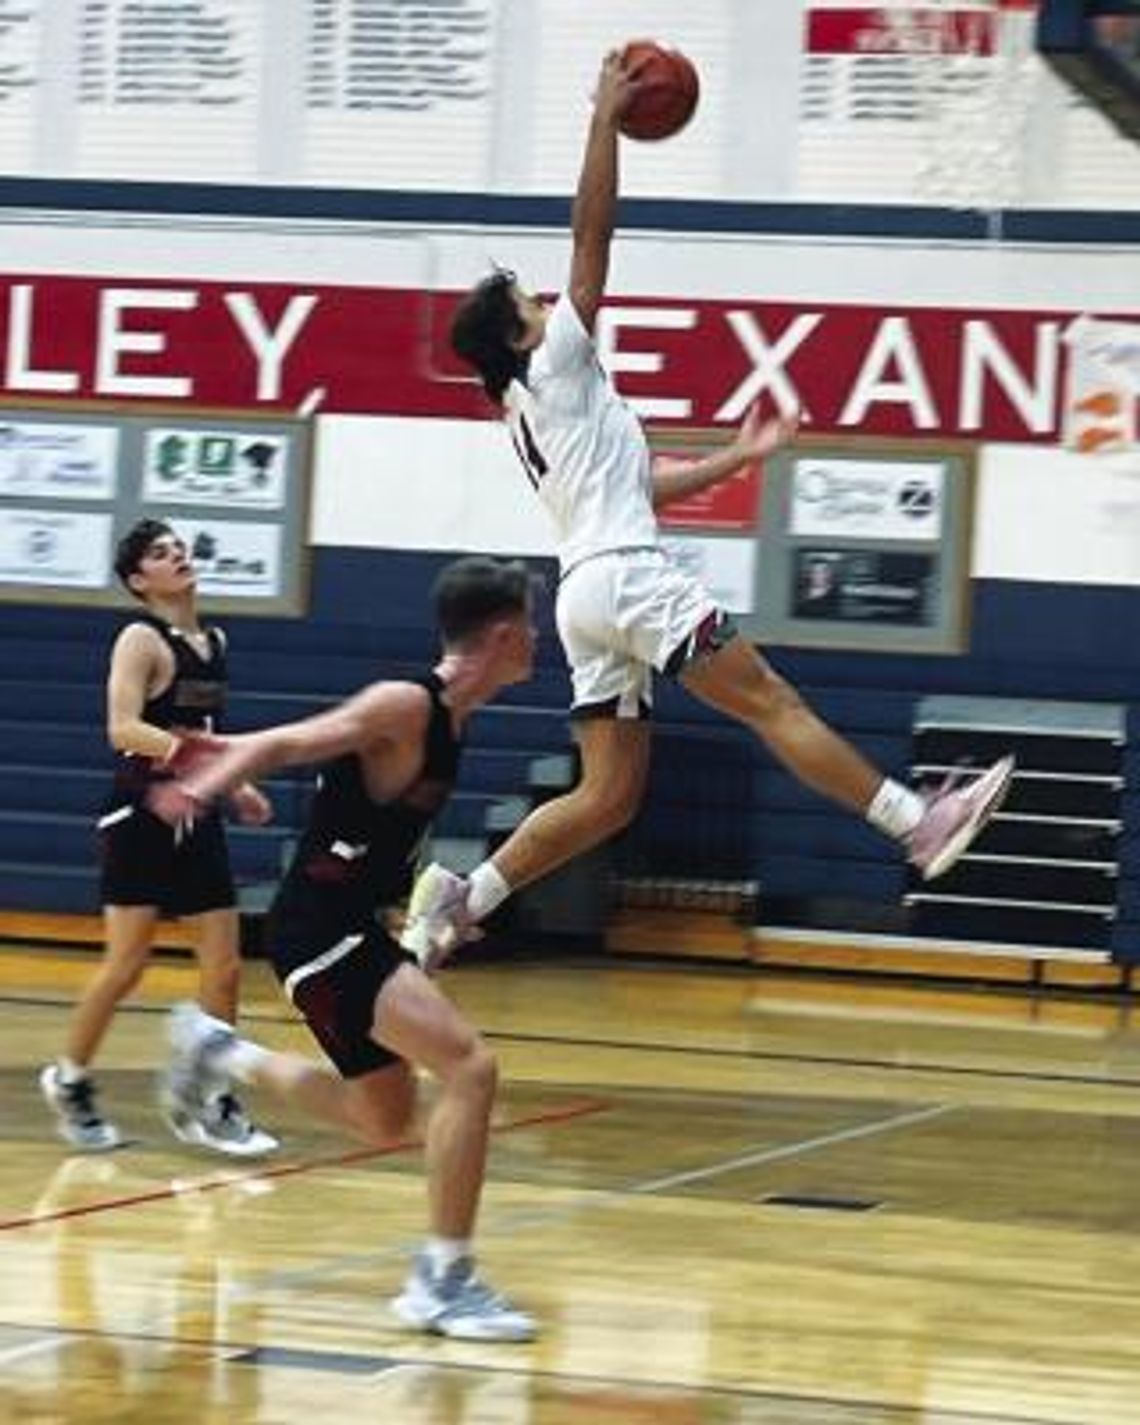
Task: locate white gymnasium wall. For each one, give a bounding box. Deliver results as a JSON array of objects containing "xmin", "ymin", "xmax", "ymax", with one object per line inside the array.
[
  {"xmin": 312, "ymin": 414, "xmax": 551, "ymax": 554},
  {"xmin": 4, "ymin": 0, "xmax": 1139, "ymax": 209}
]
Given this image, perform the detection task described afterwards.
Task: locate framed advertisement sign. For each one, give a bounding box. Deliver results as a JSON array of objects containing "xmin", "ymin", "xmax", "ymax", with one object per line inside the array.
[
  {"xmin": 0, "ymin": 400, "xmax": 313, "ymax": 615},
  {"xmin": 750, "ymin": 436, "xmax": 977, "ymax": 653},
  {"xmin": 650, "ymin": 425, "xmax": 764, "ymax": 620}
]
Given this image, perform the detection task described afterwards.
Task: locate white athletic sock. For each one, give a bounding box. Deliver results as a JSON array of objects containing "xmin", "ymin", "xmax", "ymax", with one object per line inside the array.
[
  {"xmin": 57, "ymin": 1057, "xmax": 89, "ymax": 1085},
  {"xmin": 466, "ymin": 861, "xmax": 511, "ymax": 921},
  {"xmin": 214, "ymin": 1038, "xmax": 270, "ymax": 1086},
  {"xmin": 866, "ymin": 778, "xmax": 925, "ymax": 841},
  {"xmin": 425, "ymin": 1236, "xmax": 472, "ymax": 1277}
]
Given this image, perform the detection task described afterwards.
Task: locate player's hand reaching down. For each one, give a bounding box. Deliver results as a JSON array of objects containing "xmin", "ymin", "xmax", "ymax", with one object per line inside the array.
[
  {"xmin": 149, "ymin": 732, "xmax": 230, "ymax": 829},
  {"xmin": 149, "ymin": 778, "xmax": 206, "ymax": 831},
  {"xmin": 162, "ymin": 729, "xmax": 228, "ymax": 778},
  {"xmin": 228, "ymin": 781, "xmax": 274, "ymax": 826}
]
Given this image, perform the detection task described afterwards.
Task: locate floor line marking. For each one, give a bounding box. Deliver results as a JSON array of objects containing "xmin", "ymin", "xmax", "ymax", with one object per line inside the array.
[
  {"xmin": 628, "ymin": 1101, "xmax": 956, "ymax": 1195},
  {"xmin": 5, "ymin": 992, "xmax": 1140, "ymax": 1089},
  {"xmin": 239, "ymin": 1100, "xmax": 953, "ymax": 1296},
  {"xmin": 0, "ymin": 1096, "xmax": 611, "ymax": 1233},
  {"xmin": 491, "ymin": 1028, "xmax": 1140, "ymax": 1091},
  {"xmin": 0, "ymin": 1317, "xmax": 1080, "ymax": 1425},
  {"xmin": 0, "ymin": 1333, "xmax": 68, "ymax": 1366}
]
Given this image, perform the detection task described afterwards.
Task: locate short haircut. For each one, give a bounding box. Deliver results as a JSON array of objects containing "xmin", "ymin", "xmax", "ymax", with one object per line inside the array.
[
  {"xmin": 114, "ymin": 517, "xmax": 175, "ymax": 594},
  {"xmin": 450, "ymin": 268, "xmax": 529, "ymax": 403},
  {"xmin": 432, "ymin": 555, "xmax": 532, "ymax": 644}
]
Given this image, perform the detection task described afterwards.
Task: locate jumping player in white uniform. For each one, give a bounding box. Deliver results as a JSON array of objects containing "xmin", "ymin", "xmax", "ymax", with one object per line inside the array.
[{"xmin": 402, "ymin": 49, "xmax": 1013, "ymax": 963}]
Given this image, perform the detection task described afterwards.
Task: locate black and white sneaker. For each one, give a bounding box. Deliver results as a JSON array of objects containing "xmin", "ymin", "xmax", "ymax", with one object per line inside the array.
[
  {"xmin": 158, "ymin": 1003, "xmax": 278, "ymax": 1158},
  {"xmin": 196, "ymin": 1090, "xmax": 279, "ymax": 1158},
  {"xmin": 39, "ymin": 1064, "xmax": 124, "ymax": 1152}
]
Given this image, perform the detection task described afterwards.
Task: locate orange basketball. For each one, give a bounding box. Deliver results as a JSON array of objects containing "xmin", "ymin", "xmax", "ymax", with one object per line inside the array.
[{"xmin": 618, "ymin": 39, "xmax": 700, "ymax": 142}]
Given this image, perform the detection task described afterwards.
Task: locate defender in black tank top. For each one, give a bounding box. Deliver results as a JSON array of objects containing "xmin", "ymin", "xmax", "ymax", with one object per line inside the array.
[
  {"xmin": 269, "ymin": 671, "xmax": 461, "ymax": 959},
  {"xmin": 143, "ymin": 557, "xmax": 539, "ymax": 1342},
  {"xmin": 101, "ymin": 613, "xmax": 235, "ymax": 916},
  {"xmin": 41, "ymin": 518, "xmax": 277, "ymax": 1161}
]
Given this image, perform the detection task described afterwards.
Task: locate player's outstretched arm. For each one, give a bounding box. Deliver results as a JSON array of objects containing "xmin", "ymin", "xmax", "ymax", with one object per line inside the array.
[
  {"xmin": 149, "ymin": 682, "xmax": 429, "ymax": 824},
  {"xmin": 568, "ymin": 50, "xmax": 642, "ymax": 332},
  {"xmin": 651, "ymin": 407, "xmax": 799, "ymax": 512}
]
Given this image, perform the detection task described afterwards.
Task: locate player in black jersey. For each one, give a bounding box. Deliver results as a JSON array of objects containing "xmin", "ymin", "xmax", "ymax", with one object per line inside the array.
[
  {"xmin": 40, "ymin": 518, "xmax": 278, "ymax": 1158},
  {"xmin": 148, "ymin": 555, "xmax": 538, "ymax": 1342}
]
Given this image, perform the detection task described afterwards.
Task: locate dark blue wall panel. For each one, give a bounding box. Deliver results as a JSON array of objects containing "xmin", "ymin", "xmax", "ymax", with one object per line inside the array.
[{"xmin": 0, "ymin": 550, "xmax": 1137, "ymax": 953}]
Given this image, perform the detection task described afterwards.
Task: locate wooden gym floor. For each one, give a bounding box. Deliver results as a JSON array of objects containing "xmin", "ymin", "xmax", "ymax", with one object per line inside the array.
[{"xmin": 3, "ymin": 943, "xmax": 1140, "ymax": 1424}]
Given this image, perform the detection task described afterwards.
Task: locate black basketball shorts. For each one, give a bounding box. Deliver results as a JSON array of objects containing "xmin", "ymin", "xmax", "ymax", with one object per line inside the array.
[
  {"xmin": 97, "ymin": 799, "xmax": 236, "ymax": 916},
  {"xmin": 274, "ymin": 922, "xmax": 416, "ymax": 1079}
]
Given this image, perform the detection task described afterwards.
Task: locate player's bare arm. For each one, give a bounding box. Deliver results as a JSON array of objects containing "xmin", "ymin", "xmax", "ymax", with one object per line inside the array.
[
  {"xmin": 568, "ymin": 51, "xmax": 643, "ymax": 331},
  {"xmin": 651, "ymin": 408, "xmax": 800, "ymax": 511},
  {"xmin": 160, "ymin": 681, "xmax": 433, "ymax": 818},
  {"xmin": 106, "ymin": 622, "xmax": 183, "ymax": 762}
]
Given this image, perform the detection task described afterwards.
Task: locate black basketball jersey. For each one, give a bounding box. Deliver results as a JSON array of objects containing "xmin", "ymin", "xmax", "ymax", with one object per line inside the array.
[
  {"xmin": 266, "ymin": 672, "xmax": 463, "ymax": 967},
  {"xmin": 111, "ymin": 614, "xmax": 228, "ymax": 798},
  {"xmin": 137, "ymin": 614, "xmax": 227, "ymax": 731}
]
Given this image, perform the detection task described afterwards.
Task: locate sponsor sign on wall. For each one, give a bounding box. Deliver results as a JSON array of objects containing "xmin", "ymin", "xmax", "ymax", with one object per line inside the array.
[
  {"xmin": 790, "ymin": 458, "xmax": 944, "ymax": 542},
  {"xmin": 0, "ymin": 421, "xmax": 118, "ymax": 500},
  {"xmin": 1061, "ymin": 315, "xmax": 1140, "ymax": 455},
  {"xmin": 656, "ymin": 458, "xmax": 761, "ymax": 532},
  {"xmin": 0, "ymin": 403, "xmax": 310, "ymax": 612},
  {"xmin": 750, "ymin": 438, "xmax": 975, "ymax": 653},
  {"xmin": 172, "ymin": 519, "xmax": 283, "ymax": 599},
  {"xmin": 142, "ymin": 429, "xmax": 288, "ymax": 508},
  {"xmin": 660, "ymin": 534, "xmax": 757, "ymax": 615},
  {"xmin": 791, "ymin": 548, "xmax": 936, "ymax": 626},
  {"xmin": 0, "ymin": 508, "xmax": 112, "ymax": 586}
]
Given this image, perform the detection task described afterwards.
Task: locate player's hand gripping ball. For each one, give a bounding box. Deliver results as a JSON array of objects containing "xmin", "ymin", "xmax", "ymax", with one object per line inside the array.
[{"xmin": 618, "ymin": 39, "xmax": 700, "ymax": 141}]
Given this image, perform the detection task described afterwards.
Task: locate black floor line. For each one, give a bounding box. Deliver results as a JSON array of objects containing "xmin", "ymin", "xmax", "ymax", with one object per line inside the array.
[
  {"xmin": 0, "ymin": 1318, "xmax": 1082, "ymax": 1425},
  {"xmin": 4, "ymin": 991, "xmax": 1139, "ymax": 1091}
]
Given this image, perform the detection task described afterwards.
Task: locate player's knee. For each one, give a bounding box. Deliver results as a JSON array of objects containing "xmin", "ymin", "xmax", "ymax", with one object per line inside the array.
[
  {"xmin": 455, "ymin": 1038, "xmax": 498, "ymax": 1108},
  {"xmin": 102, "ymin": 944, "xmax": 152, "ymax": 994}
]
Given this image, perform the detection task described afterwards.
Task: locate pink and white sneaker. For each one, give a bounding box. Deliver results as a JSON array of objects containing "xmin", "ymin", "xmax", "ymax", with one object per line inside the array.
[
  {"xmin": 399, "ymin": 863, "xmax": 472, "ymax": 971},
  {"xmin": 907, "ymin": 754, "xmax": 1015, "ymax": 881}
]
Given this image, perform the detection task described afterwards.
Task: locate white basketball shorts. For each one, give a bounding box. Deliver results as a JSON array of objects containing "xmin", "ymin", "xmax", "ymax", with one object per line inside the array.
[{"xmin": 556, "ymin": 546, "xmax": 728, "ymax": 719}]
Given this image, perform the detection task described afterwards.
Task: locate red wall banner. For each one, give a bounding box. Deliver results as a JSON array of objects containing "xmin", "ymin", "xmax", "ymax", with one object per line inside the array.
[{"xmin": 0, "ymin": 273, "xmax": 1082, "ymax": 442}]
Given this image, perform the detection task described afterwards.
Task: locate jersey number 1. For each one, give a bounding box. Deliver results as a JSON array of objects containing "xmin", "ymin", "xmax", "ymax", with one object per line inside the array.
[{"xmin": 512, "ymin": 412, "xmax": 548, "ymax": 489}]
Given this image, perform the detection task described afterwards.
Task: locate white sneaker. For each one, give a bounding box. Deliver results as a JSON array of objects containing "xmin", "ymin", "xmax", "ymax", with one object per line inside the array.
[
  {"xmin": 39, "ymin": 1064, "xmax": 124, "ymax": 1153},
  {"xmin": 392, "ymin": 1254, "xmax": 536, "ymax": 1342},
  {"xmin": 908, "ymin": 754, "xmax": 1015, "ymax": 881},
  {"xmin": 159, "ymin": 1003, "xmax": 279, "ymax": 1158},
  {"xmin": 171, "ymin": 1090, "xmax": 280, "ymax": 1159},
  {"xmin": 399, "ymin": 863, "xmax": 471, "ymax": 971}
]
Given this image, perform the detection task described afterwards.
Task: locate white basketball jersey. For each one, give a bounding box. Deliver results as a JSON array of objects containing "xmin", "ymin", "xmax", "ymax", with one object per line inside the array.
[{"xmin": 503, "ymin": 294, "xmax": 659, "ymax": 574}]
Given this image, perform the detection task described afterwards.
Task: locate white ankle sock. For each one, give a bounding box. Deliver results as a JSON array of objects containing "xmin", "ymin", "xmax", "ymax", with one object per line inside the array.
[
  {"xmin": 425, "ymin": 1237, "xmax": 472, "ymax": 1276},
  {"xmin": 466, "ymin": 861, "xmax": 511, "ymax": 921},
  {"xmin": 58, "ymin": 1057, "xmax": 89, "ymax": 1085},
  {"xmin": 866, "ymin": 778, "xmax": 925, "ymax": 841},
  {"xmin": 214, "ymin": 1038, "xmax": 270, "ymax": 1085}
]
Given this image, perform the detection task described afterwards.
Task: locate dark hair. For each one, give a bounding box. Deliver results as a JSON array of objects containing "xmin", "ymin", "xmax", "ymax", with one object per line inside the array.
[
  {"xmin": 114, "ymin": 517, "xmax": 176, "ymax": 594},
  {"xmin": 450, "ymin": 269, "xmax": 529, "ymax": 403},
  {"xmin": 433, "ymin": 555, "xmax": 532, "ymax": 644}
]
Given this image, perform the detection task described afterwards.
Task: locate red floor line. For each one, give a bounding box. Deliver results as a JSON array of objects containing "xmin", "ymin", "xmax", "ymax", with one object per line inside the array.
[{"xmin": 0, "ymin": 1096, "xmax": 611, "ymax": 1232}]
